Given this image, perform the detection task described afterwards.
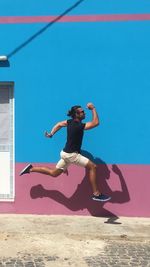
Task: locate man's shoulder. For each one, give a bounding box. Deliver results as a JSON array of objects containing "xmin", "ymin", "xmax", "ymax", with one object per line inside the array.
[{"xmin": 67, "ymin": 119, "xmax": 85, "ymax": 127}]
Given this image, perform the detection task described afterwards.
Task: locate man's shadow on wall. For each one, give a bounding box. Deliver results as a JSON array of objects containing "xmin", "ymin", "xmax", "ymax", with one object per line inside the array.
[{"xmin": 30, "ymin": 151, "xmax": 130, "ymax": 223}]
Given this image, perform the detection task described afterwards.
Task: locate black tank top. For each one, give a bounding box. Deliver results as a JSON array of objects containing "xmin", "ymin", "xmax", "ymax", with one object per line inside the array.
[{"xmin": 63, "ymin": 119, "xmax": 85, "ymax": 153}]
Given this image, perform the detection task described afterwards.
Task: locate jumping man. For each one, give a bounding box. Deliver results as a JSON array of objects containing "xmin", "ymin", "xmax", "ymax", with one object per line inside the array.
[{"xmin": 20, "ymin": 103, "xmax": 111, "ymax": 202}]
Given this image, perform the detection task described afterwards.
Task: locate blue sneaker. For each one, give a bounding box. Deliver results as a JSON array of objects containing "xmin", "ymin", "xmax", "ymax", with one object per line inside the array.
[
  {"xmin": 20, "ymin": 164, "xmax": 32, "ymax": 176},
  {"xmin": 92, "ymin": 194, "xmax": 111, "ymax": 202}
]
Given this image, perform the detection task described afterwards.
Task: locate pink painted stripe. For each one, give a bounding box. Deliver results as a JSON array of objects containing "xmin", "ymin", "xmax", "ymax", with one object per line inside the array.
[{"xmin": 0, "ymin": 14, "xmax": 150, "ymax": 24}]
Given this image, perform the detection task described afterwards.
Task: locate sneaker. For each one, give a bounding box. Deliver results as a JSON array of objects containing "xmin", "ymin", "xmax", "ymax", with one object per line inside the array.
[
  {"xmin": 20, "ymin": 164, "xmax": 32, "ymax": 176},
  {"xmin": 92, "ymin": 194, "xmax": 111, "ymax": 202}
]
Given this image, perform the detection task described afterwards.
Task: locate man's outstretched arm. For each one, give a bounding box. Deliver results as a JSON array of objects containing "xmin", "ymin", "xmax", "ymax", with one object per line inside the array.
[
  {"xmin": 45, "ymin": 120, "xmax": 67, "ymax": 138},
  {"xmin": 84, "ymin": 103, "xmax": 99, "ymax": 130}
]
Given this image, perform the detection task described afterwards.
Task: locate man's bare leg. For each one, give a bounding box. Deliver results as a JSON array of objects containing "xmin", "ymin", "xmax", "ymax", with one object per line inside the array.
[
  {"xmin": 86, "ymin": 160, "xmax": 101, "ymax": 195},
  {"xmin": 30, "ymin": 166, "xmax": 63, "ymax": 177},
  {"xmin": 86, "ymin": 160, "xmax": 111, "ymax": 202},
  {"xmin": 20, "ymin": 163, "xmax": 63, "ymax": 177}
]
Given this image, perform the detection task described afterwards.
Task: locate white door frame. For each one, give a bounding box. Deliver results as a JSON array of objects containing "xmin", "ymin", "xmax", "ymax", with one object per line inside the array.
[{"xmin": 0, "ymin": 82, "xmax": 15, "ymax": 201}]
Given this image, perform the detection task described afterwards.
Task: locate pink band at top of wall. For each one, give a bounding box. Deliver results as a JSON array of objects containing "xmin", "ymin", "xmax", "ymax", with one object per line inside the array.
[{"xmin": 0, "ymin": 14, "xmax": 150, "ymax": 24}]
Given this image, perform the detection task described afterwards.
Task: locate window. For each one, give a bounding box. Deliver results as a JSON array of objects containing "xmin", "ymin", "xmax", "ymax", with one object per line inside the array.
[{"xmin": 0, "ymin": 82, "xmax": 14, "ymax": 201}]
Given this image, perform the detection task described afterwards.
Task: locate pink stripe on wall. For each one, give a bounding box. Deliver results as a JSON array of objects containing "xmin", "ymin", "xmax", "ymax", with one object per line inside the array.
[
  {"xmin": 0, "ymin": 163, "xmax": 149, "ymax": 217},
  {"xmin": 0, "ymin": 14, "xmax": 150, "ymax": 24}
]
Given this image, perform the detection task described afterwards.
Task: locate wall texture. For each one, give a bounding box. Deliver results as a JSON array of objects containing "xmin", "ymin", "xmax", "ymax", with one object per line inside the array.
[{"xmin": 0, "ymin": 0, "xmax": 150, "ymax": 217}]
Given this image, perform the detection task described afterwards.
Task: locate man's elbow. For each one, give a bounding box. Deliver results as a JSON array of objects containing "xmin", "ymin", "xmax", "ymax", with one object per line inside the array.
[{"xmin": 94, "ymin": 121, "xmax": 99, "ymax": 127}]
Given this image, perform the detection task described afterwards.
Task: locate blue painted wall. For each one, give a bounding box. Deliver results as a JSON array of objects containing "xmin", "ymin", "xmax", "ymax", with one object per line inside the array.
[
  {"xmin": 1, "ymin": 0, "xmax": 150, "ymax": 15},
  {"xmin": 1, "ymin": 1, "xmax": 150, "ymax": 164}
]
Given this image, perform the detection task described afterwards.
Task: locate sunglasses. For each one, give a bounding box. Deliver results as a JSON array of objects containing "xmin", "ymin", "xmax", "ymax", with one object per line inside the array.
[{"xmin": 77, "ymin": 110, "xmax": 85, "ymax": 114}]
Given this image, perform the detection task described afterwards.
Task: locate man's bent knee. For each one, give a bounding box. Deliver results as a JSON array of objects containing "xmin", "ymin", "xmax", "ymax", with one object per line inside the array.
[{"xmin": 86, "ymin": 160, "xmax": 97, "ymax": 170}]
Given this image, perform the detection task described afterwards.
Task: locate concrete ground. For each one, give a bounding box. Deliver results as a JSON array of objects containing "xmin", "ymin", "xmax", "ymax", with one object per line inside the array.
[{"xmin": 0, "ymin": 214, "xmax": 150, "ymax": 266}]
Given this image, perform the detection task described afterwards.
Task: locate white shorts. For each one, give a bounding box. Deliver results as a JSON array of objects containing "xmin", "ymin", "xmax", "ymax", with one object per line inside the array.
[{"xmin": 56, "ymin": 150, "xmax": 89, "ymax": 171}]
